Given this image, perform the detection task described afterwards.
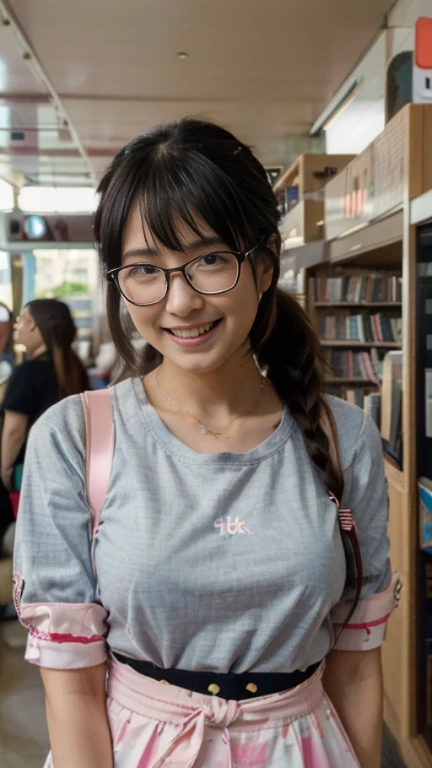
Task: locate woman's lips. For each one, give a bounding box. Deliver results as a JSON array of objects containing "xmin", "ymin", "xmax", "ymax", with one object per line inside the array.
[{"xmin": 164, "ymin": 319, "xmax": 222, "ymax": 347}]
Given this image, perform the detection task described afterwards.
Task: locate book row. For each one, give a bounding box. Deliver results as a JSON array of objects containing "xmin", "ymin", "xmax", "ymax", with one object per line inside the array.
[
  {"xmin": 325, "ymin": 349, "xmax": 386, "ymax": 382},
  {"xmin": 314, "ymin": 273, "xmax": 402, "ymax": 304},
  {"xmin": 319, "ymin": 314, "xmax": 402, "ymax": 343}
]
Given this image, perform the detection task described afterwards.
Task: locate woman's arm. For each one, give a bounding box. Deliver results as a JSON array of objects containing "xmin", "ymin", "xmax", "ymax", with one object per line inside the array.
[
  {"xmin": 1, "ymin": 410, "xmax": 28, "ymax": 489},
  {"xmin": 322, "ymin": 647, "xmax": 383, "ymax": 768},
  {"xmin": 41, "ymin": 663, "xmax": 113, "ymax": 768}
]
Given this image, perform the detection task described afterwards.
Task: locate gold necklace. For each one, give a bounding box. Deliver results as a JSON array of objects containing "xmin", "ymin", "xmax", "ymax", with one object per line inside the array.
[{"xmin": 155, "ymin": 369, "xmax": 265, "ymax": 437}]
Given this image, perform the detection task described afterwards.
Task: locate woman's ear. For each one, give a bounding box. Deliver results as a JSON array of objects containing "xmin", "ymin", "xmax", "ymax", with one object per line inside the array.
[{"xmin": 257, "ymin": 235, "xmax": 278, "ymax": 294}]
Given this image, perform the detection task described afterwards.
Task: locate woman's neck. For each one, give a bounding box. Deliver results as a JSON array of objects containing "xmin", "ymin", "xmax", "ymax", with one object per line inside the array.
[
  {"xmin": 27, "ymin": 343, "xmax": 48, "ymax": 361},
  {"xmin": 155, "ymin": 350, "xmax": 263, "ymax": 422}
]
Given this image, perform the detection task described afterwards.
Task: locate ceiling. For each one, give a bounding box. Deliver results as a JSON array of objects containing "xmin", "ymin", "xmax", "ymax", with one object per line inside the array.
[{"xmin": 0, "ymin": 0, "xmax": 395, "ymax": 188}]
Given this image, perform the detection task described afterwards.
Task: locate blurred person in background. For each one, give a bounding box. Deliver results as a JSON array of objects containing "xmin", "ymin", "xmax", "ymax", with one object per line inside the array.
[
  {"xmin": 0, "ymin": 299, "xmax": 90, "ymax": 619},
  {"xmin": 0, "ymin": 298, "xmax": 89, "ymax": 495},
  {"xmin": 0, "ymin": 302, "xmax": 15, "ymax": 402}
]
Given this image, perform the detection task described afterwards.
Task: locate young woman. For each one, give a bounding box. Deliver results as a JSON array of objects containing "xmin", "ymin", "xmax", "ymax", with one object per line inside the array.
[
  {"xmin": 14, "ymin": 120, "xmax": 399, "ymax": 768},
  {"xmin": 1, "ymin": 298, "xmax": 89, "ymax": 493}
]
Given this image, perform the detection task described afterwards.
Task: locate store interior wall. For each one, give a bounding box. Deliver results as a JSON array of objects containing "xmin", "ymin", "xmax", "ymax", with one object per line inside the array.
[{"xmin": 318, "ymin": 0, "xmax": 432, "ymax": 155}]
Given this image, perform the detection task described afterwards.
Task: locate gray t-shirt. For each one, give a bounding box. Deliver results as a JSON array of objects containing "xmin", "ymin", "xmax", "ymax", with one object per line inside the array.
[{"xmin": 14, "ymin": 377, "xmax": 390, "ymax": 673}]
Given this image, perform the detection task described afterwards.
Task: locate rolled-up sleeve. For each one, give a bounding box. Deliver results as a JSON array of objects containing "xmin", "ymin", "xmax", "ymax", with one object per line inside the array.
[
  {"xmin": 13, "ymin": 397, "xmax": 108, "ymax": 669},
  {"xmin": 330, "ymin": 412, "xmax": 401, "ymax": 651}
]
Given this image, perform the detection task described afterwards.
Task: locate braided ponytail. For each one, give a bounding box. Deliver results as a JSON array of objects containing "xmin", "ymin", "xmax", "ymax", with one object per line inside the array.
[
  {"xmin": 252, "ymin": 283, "xmax": 363, "ymax": 621},
  {"xmin": 253, "ymin": 288, "xmax": 343, "ymax": 500}
]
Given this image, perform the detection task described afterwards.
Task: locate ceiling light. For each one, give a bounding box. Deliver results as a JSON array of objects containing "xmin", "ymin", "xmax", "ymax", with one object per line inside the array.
[
  {"xmin": 310, "ymin": 78, "xmax": 363, "ymax": 135},
  {"xmin": 177, "ymin": 52, "xmax": 189, "ymax": 60}
]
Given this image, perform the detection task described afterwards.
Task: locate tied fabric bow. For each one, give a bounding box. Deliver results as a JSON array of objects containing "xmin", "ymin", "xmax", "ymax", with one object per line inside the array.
[{"xmin": 151, "ymin": 696, "xmax": 240, "ymax": 768}]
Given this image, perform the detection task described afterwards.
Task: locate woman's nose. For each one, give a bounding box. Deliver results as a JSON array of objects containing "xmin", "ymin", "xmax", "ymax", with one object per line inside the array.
[{"xmin": 164, "ymin": 272, "xmax": 204, "ymax": 315}]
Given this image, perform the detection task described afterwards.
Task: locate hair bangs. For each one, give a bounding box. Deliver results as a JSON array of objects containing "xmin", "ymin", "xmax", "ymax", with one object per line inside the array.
[{"xmin": 136, "ymin": 149, "xmax": 257, "ymax": 254}]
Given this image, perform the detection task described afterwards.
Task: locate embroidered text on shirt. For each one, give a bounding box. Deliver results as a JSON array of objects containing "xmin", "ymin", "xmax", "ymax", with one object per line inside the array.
[{"xmin": 214, "ymin": 516, "xmax": 252, "ymax": 535}]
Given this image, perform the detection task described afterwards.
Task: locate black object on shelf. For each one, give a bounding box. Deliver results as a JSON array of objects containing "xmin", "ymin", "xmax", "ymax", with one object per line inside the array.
[{"xmin": 415, "ymin": 224, "xmax": 432, "ymax": 746}]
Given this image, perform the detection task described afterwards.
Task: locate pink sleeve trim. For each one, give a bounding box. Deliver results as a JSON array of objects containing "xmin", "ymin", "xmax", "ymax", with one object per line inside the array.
[
  {"xmin": 25, "ymin": 634, "xmax": 107, "ymax": 668},
  {"xmin": 331, "ymin": 568, "xmax": 401, "ymax": 651},
  {"xmin": 14, "ymin": 573, "xmax": 109, "ymax": 667},
  {"xmin": 30, "ymin": 630, "xmax": 105, "ymax": 644}
]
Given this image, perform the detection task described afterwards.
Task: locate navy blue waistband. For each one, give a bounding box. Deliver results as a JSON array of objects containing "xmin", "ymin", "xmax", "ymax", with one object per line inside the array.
[{"xmin": 112, "ymin": 652, "xmax": 321, "ymax": 701}]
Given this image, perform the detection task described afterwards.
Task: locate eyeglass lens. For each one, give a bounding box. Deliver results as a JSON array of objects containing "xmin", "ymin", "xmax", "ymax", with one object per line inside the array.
[{"xmin": 118, "ymin": 252, "xmax": 239, "ymax": 304}]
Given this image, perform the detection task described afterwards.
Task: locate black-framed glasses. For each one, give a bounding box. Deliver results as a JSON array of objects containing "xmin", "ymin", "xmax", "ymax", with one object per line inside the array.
[{"xmin": 107, "ymin": 240, "xmax": 264, "ymax": 306}]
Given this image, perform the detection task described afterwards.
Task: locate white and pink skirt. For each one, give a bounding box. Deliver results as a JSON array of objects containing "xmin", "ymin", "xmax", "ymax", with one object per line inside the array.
[{"xmin": 44, "ymin": 656, "xmax": 359, "ymax": 767}]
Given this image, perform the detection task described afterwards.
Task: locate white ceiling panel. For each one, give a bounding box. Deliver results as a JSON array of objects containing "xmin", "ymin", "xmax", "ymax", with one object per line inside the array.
[
  {"xmin": 62, "ymin": 96, "xmax": 319, "ymax": 174},
  {"xmin": 1, "ymin": 0, "xmax": 396, "ymax": 184},
  {"xmin": 7, "ymin": 0, "xmax": 394, "ymax": 101},
  {"xmin": 0, "ymin": 21, "xmax": 46, "ymax": 94},
  {"xmin": 0, "ymin": 11, "xmax": 91, "ymax": 185}
]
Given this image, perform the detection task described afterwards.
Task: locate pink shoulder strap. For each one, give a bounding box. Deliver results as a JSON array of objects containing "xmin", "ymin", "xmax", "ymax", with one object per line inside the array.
[{"xmin": 80, "ymin": 389, "xmax": 114, "ymax": 538}]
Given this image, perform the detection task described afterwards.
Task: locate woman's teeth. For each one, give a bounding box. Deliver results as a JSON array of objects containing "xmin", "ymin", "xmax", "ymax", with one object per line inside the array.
[{"xmin": 171, "ymin": 322, "xmax": 216, "ymax": 338}]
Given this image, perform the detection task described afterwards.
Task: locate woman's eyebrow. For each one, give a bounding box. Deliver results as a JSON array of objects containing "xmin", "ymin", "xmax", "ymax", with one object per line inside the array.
[{"xmin": 123, "ymin": 236, "xmax": 225, "ymax": 260}]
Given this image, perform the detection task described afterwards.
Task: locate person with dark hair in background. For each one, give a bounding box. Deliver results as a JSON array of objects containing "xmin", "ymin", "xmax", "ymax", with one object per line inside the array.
[
  {"xmin": 14, "ymin": 121, "xmax": 399, "ymax": 768},
  {"xmin": 0, "ymin": 298, "xmax": 89, "ymax": 493}
]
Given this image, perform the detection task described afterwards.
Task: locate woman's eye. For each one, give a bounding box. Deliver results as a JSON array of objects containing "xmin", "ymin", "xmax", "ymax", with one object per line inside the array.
[
  {"xmin": 131, "ymin": 264, "xmax": 158, "ymax": 276},
  {"xmin": 200, "ymin": 253, "xmax": 224, "ymax": 266}
]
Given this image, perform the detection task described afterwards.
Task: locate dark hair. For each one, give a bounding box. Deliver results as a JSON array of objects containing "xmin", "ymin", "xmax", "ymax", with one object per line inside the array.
[
  {"xmin": 94, "ymin": 118, "xmax": 362, "ymax": 612},
  {"xmin": 26, "ymin": 299, "xmax": 90, "ymax": 399}
]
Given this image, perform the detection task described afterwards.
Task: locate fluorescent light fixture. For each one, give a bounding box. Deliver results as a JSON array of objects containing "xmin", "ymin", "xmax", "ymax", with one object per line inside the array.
[
  {"xmin": 18, "ymin": 186, "xmax": 97, "ymax": 213},
  {"xmin": 310, "ymin": 79, "xmax": 363, "ymax": 136}
]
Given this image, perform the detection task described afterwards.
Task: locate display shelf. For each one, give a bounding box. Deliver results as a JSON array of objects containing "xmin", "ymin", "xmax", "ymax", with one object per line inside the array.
[
  {"xmin": 310, "ymin": 269, "xmax": 402, "ymax": 389},
  {"xmin": 326, "ymin": 378, "xmax": 379, "ymax": 386},
  {"xmin": 273, "ymin": 153, "xmax": 355, "ymax": 197},
  {"xmin": 321, "ymin": 341, "xmax": 401, "ymax": 348},
  {"xmin": 321, "ymin": 339, "xmax": 402, "ymax": 349},
  {"xmin": 279, "ymin": 106, "xmax": 432, "ymax": 767},
  {"xmin": 315, "ymin": 301, "xmax": 402, "ymax": 308},
  {"xmin": 274, "ymin": 153, "xmax": 354, "ymax": 247}
]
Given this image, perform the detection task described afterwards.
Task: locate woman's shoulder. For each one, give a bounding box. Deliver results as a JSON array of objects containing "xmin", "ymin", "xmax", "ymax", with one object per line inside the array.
[
  {"xmin": 324, "ymin": 394, "xmax": 380, "ymax": 471},
  {"xmin": 325, "ymin": 393, "xmax": 365, "ymax": 429},
  {"xmin": 34, "ymin": 378, "xmax": 138, "ymax": 436},
  {"xmin": 30, "ymin": 392, "xmax": 86, "ymax": 452}
]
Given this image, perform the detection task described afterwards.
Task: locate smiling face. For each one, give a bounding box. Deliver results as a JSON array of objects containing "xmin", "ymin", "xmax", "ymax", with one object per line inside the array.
[{"xmin": 120, "ymin": 205, "xmax": 273, "ymax": 376}]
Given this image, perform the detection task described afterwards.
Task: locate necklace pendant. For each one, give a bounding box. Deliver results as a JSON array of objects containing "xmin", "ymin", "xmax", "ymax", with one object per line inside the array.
[{"xmin": 200, "ymin": 423, "xmax": 210, "ymax": 435}]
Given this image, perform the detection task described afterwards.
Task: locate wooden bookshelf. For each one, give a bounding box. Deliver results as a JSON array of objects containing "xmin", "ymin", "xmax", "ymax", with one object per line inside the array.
[
  {"xmin": 308, "ymin": 268, "xmax": 402, "ymax": 390},
  {"xmin": 326, "ymin": 378, "xmax": 379, "ymax": 385},
  {"xmin": 315, "ymin": 301, "xmax": 402, "ymax": 308},
  {"xmin": 321, "ymin": 341, "xmax": 401, "ymax": 348},
  {"xmin": 285, "ymin": 105, "xmax": 432, "ymax": 768},
  {"xmin": 273, "ymin": 153, "xmax": 355, "ymax": 197},
  {"xmin": 274, "ymin": 153, "xmax": 355, "ymax": 246}
]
